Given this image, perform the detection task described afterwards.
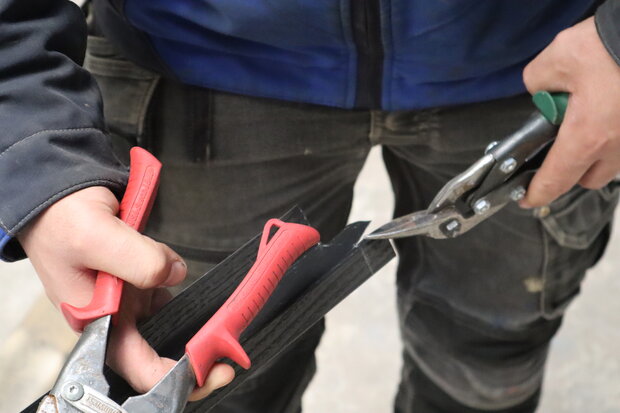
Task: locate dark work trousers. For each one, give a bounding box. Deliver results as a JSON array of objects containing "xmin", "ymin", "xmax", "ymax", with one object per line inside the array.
[{"xmin": 85, "ymin": 35, "xmax": 619, "ymax": 413}]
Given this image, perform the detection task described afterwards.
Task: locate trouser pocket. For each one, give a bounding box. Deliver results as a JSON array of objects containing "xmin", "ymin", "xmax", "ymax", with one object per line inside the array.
[
  {"xmin": 84, "ymin": 35, "xmax": 160, "ymax": 149},
  {"xmin": 540, "ymin": 182, "xmax": 619, "ymax": 318}
]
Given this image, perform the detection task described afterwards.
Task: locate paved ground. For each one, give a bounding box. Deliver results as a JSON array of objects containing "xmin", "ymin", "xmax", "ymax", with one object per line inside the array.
[{"xmin": 1, "ymin": 148, "xmax": 619, "ymax": 412}]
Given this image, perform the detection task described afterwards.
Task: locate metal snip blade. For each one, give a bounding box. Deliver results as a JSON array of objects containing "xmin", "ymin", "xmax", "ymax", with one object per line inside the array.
[
  {"xmin": 364, "ymin": 210, "xmax": 440, "ymax": 239},
  {"xmin": 122, "ymin": 355, "xmax": 195, "ymax": 413},
  {"xmin": 427, "ymin": 153, "xmax": 495, "ymax": 213}
]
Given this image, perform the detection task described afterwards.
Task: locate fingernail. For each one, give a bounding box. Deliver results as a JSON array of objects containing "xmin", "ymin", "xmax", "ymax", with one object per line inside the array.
[
  {"xmin": 533, "ymin": 205, "xmax": 551, "ymax": 218},
  {"xmin": 519, "ymin": 199, "xmax": 532, "ymax": 209},
  {"xmin": 166, "ymin": 260, "xmax": 187, "ymax": 286}
]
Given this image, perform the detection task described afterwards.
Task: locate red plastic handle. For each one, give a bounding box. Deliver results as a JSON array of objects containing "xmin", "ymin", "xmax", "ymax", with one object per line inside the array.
[
  {"xmin": 185, "ymin": 219, "xmax": 320, "ymax": 387},
  {"xmin": 61, "ymin": 147, "xmax": 162, "ymax": 332}
]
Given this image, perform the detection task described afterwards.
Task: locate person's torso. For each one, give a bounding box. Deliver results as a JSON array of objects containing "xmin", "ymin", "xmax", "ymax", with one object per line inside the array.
[{"xmin": 95, "ymin": 0, "xmax": 596, "ymax": 110}]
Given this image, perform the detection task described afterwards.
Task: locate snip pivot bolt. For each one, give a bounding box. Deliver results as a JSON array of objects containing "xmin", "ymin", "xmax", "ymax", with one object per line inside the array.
[
  {"xmin": 473, "ymin": 199, "xmax": 491, "ymax": 215},
  {"xmin": 62, "ymin": 382, "xmax": 84, "ymax": 402},
  {"xmin": 442, "ymin": 219, "xmax": 461, "ymax": 238},
  {"xmin": 499, "ymin": 158, "xmax": 517, "ymax": 174}
]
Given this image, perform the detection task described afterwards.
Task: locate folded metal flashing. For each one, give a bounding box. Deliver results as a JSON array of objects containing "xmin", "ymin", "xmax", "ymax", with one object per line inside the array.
[{"xmin": 22, "ymin": 207, "xmax": 395, "ymax": 412}]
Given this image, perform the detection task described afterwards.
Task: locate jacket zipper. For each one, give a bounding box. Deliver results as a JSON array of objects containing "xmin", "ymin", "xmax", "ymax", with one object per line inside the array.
[{"xmin": 351, "ymin": 0, "xmax": 384, "ymax": 109}]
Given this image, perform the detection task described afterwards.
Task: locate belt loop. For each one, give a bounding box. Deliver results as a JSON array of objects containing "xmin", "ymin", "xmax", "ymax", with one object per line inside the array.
[
  {"xmin": 369, "ymin": 110, "xmax": 384, "ymax": 146},
  {"xmin": 189, "ymin": 88, "xmax": 213, "ymax": 163},
  {"xmin": 136, "ymin": 77, "xmax": 161, "ymax": 151}
]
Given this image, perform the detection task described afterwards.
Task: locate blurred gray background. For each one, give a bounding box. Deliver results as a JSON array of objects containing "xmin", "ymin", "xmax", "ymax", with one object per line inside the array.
[{"xmin": 1, "ymin": 148, "xmax": 619, "ymax": 412}]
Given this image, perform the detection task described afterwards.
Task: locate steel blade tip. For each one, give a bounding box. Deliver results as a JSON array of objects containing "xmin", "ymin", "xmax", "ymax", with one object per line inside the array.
[
  {"xmin": 364, "ymin": 228, "xmax": 395, "ymax": 240},
  {"xmin": 363, "ymin": 210, "xmax": 439, "ymax": 240},
  {"xmin": 364, "ymin": 221, "xmax": 423, "ymax": 240}
]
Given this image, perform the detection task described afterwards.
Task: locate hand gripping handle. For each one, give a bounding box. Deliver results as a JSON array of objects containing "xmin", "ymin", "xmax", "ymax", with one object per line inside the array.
[
  {"xmin": 185, "ymin": 219, "xmax": 320, "ymax": 387},
  {"xmin": 61, "ymin": 147, "xmax": 162, "ymax": 332}
]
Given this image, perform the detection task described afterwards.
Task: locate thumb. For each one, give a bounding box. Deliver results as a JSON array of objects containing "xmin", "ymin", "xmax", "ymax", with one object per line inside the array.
[
  {"xmin": 522, "ymin": 31, "xmax": 571, "ymax": 95},
  {"xmin": 108, "ymin": 319, "xmax": 235, "ymax": 397},
  {"xmin": 19, "ymin": 186, "xmax": 187, "ymax": 291},
  {"xmin": 64, "ymin": 187, "xmax": 188, "ymax": 289},
  {"xmin": 107, "ymin": 286, "xmax": 235, "ymax": 397},
  {"xmin": 80, "ymin": 218, "xmax": 187, "ymax": 289}
]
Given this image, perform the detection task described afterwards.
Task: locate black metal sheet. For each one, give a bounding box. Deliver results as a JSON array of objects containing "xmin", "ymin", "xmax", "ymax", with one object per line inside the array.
[{"xmin": 21, "ymin": 207, "xmax": 394, "ymax": 413}]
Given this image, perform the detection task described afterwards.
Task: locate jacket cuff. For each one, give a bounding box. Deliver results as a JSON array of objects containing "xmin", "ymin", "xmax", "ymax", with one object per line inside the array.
[
  {"xmin": 595, "ymin": 1, "xmax": 620, "ymax": 66},
  {"xmin": 1, "ymin": 237, "xmax": 26, "ymax": 262},
  {"xmin": 0, "ymin": 229, "xmax": 11, "ymax": 260},
  {"xmin": 0, "ymin": 128, "xmax": 128, "ymax": 262}
]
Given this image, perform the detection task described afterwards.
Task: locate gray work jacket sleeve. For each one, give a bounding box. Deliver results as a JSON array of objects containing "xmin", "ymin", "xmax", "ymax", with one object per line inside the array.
[
  {"xmin": 0, "ymin": 0, "xmax": 128, "ymax": 261},
  {"xmin": 596, "ymin": 0, "xmax": 620, "ymax": 65}
]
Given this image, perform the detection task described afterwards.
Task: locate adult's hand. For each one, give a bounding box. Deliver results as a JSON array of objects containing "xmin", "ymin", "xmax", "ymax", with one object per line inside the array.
[
  {"xmin": 522, "ymin": 16, "xmax": 620, "ymax": 207},
  {"xmin": 18, "ymin": 186, "xmax": 234, "ymax": 400}
]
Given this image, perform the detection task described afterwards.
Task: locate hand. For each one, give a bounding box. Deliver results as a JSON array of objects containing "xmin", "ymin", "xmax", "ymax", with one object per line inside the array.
[
  {"xmin": 18, "ymin": 186, "xmax": 234, "ymax": 400},
  {"xmin": 522, "ymin": 17, "xmax": 620, "ymax": 207}
]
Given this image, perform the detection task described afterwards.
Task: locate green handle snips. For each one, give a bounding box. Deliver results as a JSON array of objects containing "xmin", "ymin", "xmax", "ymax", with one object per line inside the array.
[{"xmin": 532, "ymin": 91, "xmax": 569, "ymax": 125}]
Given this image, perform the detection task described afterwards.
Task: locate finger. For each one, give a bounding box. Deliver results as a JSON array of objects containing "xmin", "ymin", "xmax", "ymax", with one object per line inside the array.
[
  {"xmin": 106, "ymin": 309, "xmax": 178, "ymax": 394},
  {"xmin": 579, "ymin": 160, "xmax": 620, "ymax": 189},
  {"xmin": 79, "ymin": 216, "xmax": 187, "ymax": 289},
  {"xmin": 19, "ymin": 185, "xmax": 186, "ymax": 291},
  {"xmin": 188, "ymin": 363, "xmax": 236, "ymax": 401},
  {"xmin": 148, "ymin": 288, "xmax": 174, "ymax": 317},
  {"xmin": 129, "ymin": 287, "xmax": 172, "ymax": 320},
  {"xmin": 521, "ymin": 147, "xmax": 587, "ymax": 208},
  {"xmin": 109, "ymin": 286, "xmax": 235, "ymax": 397},
  {"xmin": 522, "ymin": 37, "xmax": 570, "ymax": 94},
  {"xmin": 521, "ymin": 117, "xmax": 595, "ymax": 207}
]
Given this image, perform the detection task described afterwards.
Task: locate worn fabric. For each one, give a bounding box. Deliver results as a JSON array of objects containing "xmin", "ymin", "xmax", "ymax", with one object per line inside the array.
[
  {"xmin": 372, "ymin": 97, "xmax": 618, "ymax": 410},
  {"xmin": 86, "ymin": 35, "xmax": 618, "ymax": 412},
  {"xmin": 597, "ymin": 0, "xmax": 620, "ymax": 65}
]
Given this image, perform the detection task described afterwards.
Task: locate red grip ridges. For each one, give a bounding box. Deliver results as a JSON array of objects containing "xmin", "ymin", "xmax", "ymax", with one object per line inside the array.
[
  {"xmin": 186, "ymin": 219, "xmax": 320, "ymax": 387},
  {"xmin": 61, "ymin": 147, "xmax": 162, "ymax": 332}
]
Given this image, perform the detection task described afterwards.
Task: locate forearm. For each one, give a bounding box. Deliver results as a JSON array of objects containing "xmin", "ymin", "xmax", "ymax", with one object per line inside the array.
[{"xmin": 0, "ymin": 0, "xmax": 127, "ymax": 260}]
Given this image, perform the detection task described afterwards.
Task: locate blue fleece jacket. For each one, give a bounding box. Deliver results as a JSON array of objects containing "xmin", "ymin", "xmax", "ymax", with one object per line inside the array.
[{"xmin": 122, "ymin": 0, "xmax": 596, "ymax": 110}]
